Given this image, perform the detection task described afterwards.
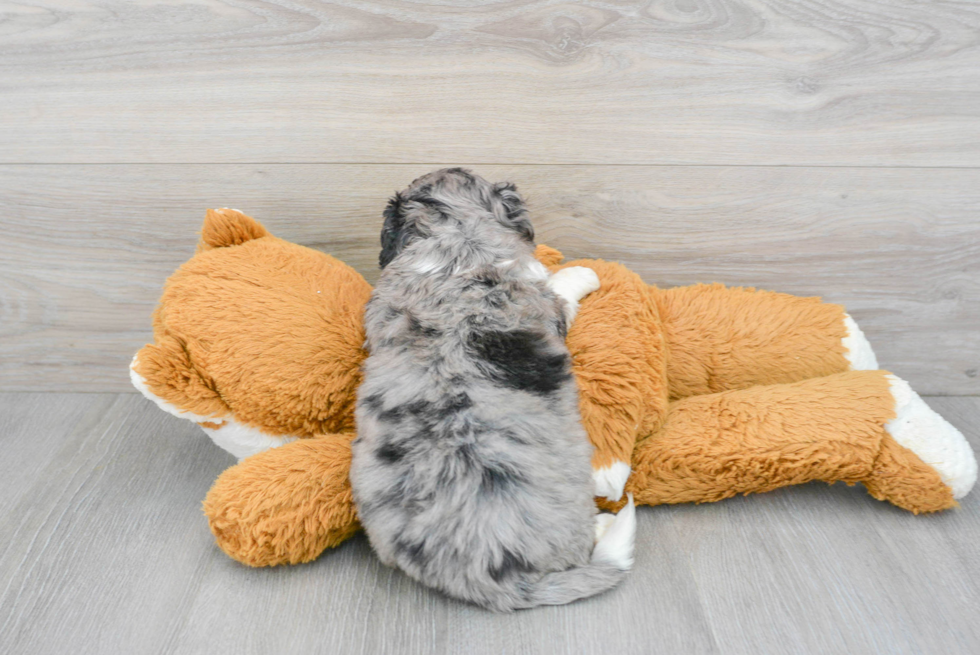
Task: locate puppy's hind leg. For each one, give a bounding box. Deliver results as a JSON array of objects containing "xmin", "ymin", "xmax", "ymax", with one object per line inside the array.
[{"xmin": 547, "ymin": 266, "xmax": 600, "ymax": 323}]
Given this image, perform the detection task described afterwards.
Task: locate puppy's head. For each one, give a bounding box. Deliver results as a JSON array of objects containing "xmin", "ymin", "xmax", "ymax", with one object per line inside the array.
[{"xmin": 379, "ymin": 168, "xmax": 533, "ymax": 269}]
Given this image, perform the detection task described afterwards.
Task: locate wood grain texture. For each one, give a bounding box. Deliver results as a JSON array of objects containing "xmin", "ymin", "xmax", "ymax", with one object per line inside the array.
[
  {"xmin": 0, "ymin": 393, "xmax": 978, "ymax": 654},
  {"xmin": 2, "ymin": 164, "xmax": 978, "ymax": 394},
  {"xmin": 2, "ymin": 0, "xmax": 980, "ymax": 165}
]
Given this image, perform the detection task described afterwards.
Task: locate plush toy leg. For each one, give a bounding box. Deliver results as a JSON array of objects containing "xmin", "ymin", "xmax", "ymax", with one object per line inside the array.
[
  {"xmin": 878, "ymin": 374, "xmax": 977, "ymax": 500},
  {"xmin": 652, "ymin": 284, "xmax": 880, "ymax": 398},
  {"xmin": 622, "ymin": 371, "xmax": 976, "ymax": 514},
  {"xmin": 203, "ymin": 434, "xmax": 359, "ymax": 567},
  {"xmin": 550, "ymin": 257, "xmax": 671, "ymax": 503},
  {"xmin": 548, "ymin": 264, "xmax": 633, "ymax": 499}
]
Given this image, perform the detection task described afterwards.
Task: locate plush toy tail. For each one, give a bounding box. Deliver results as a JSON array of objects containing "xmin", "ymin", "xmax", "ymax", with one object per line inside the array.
[{"xmin": 197, "ymin": 208, "xmax": 269, "ymax": 252}]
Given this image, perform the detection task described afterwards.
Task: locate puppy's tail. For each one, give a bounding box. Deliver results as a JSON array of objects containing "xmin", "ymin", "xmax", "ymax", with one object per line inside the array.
[
  {"xmin": 521, "ymin": 493, "xmax": 636, "ymax": 609},
  {"xmin": 198, "ymin": 208, "xmax": 269, "ymax": 252}
]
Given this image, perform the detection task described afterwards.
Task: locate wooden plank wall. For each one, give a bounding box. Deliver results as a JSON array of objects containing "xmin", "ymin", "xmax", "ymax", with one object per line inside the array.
[{"xmin": 2, "ymin": 0, "xmax": 979, "ymax": 395}]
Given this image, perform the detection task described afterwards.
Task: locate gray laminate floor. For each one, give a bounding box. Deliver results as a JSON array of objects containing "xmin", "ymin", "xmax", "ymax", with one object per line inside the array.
[{"xmin": 1, "ymin": 392, "xmax": 978, "ymax": 655}]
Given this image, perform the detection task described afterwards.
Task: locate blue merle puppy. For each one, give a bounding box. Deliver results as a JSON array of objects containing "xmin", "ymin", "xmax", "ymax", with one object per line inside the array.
[{"xmin": 350, "ymin": 168, "xmax": 636, "ymax": 612}]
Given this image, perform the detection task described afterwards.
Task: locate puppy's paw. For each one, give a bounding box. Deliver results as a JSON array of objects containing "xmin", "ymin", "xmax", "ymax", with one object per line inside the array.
[{"xmin": 593, "ymin": 461, "xmax": 631, "ymax": 501}]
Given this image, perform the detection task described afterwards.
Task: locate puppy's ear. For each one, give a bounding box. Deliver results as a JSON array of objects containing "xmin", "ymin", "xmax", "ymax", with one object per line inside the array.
[
  {"xmin": 493, "ymin": 182, "xmax": 534, "ymax": 244},
  {"xmin": 379, "ymin": 193, "xmax": 422, "ymax": 269}
]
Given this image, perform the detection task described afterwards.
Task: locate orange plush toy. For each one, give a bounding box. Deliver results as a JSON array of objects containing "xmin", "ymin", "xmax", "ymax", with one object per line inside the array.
[{"xmin": 132, "ymin": 209, "xmax": 977, "ymax": 567}]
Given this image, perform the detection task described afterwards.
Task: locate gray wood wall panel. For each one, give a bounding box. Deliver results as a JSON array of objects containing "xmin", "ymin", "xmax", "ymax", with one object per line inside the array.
[
  {"xmin": 2, "ymin": 164, "xmax": 978, "ymax": 394},
  {"xmin": 2, "ymin": 0, "xmax": 980, "ymax": 165},
  {"xmin": 0, "ymin": 393, "xmax": 977, "ymax": 654}
]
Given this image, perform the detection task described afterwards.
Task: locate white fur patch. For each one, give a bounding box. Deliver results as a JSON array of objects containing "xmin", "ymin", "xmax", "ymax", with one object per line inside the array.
[
  {"xmin": 591, "ymin": 493, "xmax": 635, "ymax": 570},
  {"xmin": 593, "ymin": 512, "xmax": 617, "ymax": 543},
  {"xmin": 842, "ymin": 313, "xmax": 879, "ymax": 370},
  {"xmin": 547, "ymin": 266, "xmax": 601, "ymax": 323},
  {"xmin": 130, "ymin": 355, "xmax": 292, "ymax": 460},
  {"xmin": 885, "ymin": 375, "xmax": 977, "ymax": 499},
  {"xmin": 593, "ymin": 461, "xmax": 631, "ymax": 501},
  {"xmin": 412, "ymin": 257, "xmax": 445, "ymax": 275},
  {"xmin": 525, "ymin": 260, "xmax": 550, "ymax": 282},
  {"xmin": 198, "ymin": 419, "xmax": 296, "ymax": 461}
]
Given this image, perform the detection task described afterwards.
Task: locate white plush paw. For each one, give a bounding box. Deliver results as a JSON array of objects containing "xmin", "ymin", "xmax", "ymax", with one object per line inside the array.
[
  {"xmin": 842, "ymin": 313, "xmax": 879, "ymax": 370},
  {"xmin": 591, "ymin": 493, "xmax": 635, "ymax": 570},
  {"xmin": 886, "ymin": 375, "xmax": 977, "ymax": 499},
  {"xmin": 593, "ymin": 461, "xmax": 631, "ymax": 501},
  {"xmin": 548, "ymin": 266, "xmax": 601, "ymax": 303}
]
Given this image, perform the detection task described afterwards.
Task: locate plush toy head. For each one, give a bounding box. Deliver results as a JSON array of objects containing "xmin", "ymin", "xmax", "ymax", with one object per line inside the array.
[{"xmin": 130, "ymin": 209, "xmax": 372, "ymax": 458}]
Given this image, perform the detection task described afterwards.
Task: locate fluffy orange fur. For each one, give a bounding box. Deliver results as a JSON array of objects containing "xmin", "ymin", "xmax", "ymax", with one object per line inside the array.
[
  {"xmin": 135, "ymin": 210, "xmax": 957, "ymax": 568},
  {"xmin": 136, "ymin": 209, "xmax": 371, "ymax": 437}
]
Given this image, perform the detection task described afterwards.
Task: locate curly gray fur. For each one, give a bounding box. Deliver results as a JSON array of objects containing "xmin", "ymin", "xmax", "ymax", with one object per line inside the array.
[{"xmin": 350, "ymin": 168, "xmax": 630, "ymax": 611}]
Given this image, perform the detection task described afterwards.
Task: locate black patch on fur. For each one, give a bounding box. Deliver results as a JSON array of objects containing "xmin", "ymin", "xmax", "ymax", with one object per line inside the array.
[
  {"xmin": 483, "ymin": 288, "xmax": 508, "ymax": 309},
  {"xmin": 469, "ymin": 269, "xmax": 501, "ymax": 288},
  {"xmin": 455, "ymin": 443, "xmax": 477, "ymax": 470},
  {"xmin": 378, "ymin": 399, "xmax": 435, "ymax": 423},
  {"xmin": 396, "ymin": 538, "xmax": 427, "ymax": 568},
  {"xmin": 444, "ymin": 167, "xmax": 474, "ymax": 182},
  {"xmin": 407, "ymin": 313, "xmax": 441, "ymax": 338},
  {"xmin": 489, "ymin": 548, "xmax": 534, "ymax": 582},
  {"xmin": 413, "ymin": 196, "xmax": 451, "ymax": 219},
  {"xmin": 480, "ymin": 461, "xmax": 525, "ymax": 494},
  {"xmin": 379, "ymin": 194, "xmax": 423, "ymax": 269},
  {"xmin": 554, "ymin": 312, "xmax": 568, "ymax": 338},
  {"xmin": 360, "ymin": 392, "xmax": 385, "ymax": 412},
  {"xmin": 469, "ymin": 330, "xmax": 571, "ymax": 394},
  {"xmin": 378, "ymin": 394, "xmax": 472, "ymax": 427},
  {"xmin": 501, "ymin": 429, "xmax": 530, "ymax": 446},
  {"xmin": 439, "ymin": 392, "xmax": 473, "ymax": 418},
  {"xmin": 493, "ymin": 182, "xmax": 534, "ymax": 243},
  {"xmin": 376, "ymin": 442, "xmax": 406, "ymax": 464},
  {"xmin": 437, "ymin": 443, "xmax": 478, "ymax": 486}
]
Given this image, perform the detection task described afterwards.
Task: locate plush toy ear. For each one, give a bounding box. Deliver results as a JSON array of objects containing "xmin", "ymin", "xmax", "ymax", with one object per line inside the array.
[
  {"xmin": 198, "ymin": 208, "xmax": 269, "ymax": 252},
  {"xmin": 379, "ymin": 193, "xmax": 426, "ymax": 269},
  {"xmin": 492, "ymin": 182, "xmax": 534, "ymax": 243}
]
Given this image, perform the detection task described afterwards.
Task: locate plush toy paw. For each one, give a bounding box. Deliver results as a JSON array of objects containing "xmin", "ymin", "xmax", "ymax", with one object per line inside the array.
[
  {"xmin": 593, "ymin": 461, "xmax": 632, "ymax": 501},
  {"xmin": 885, "ymin": 375, "xmax": 977, "ymax": 499},
  {"xmin": 591, "ymin": 493, "xmax": 636, "ymax": 570},
  {"xmin": 548, "ymin": 266, "xmax": 601, "ymax": 322},
  {"xmin": 842, "ymin": 313, "xmax": 879, "ymax": 370}
]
